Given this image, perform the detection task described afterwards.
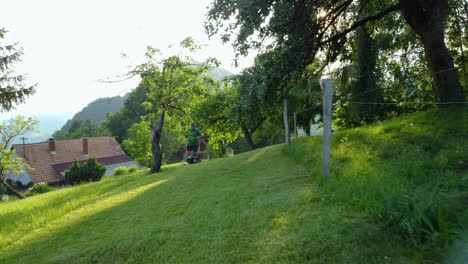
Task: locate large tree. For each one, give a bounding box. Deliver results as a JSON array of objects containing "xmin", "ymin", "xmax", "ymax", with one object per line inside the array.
[
  {"xmin": 193, "ymin": 87, "xmax": 240, "ymax": 155},
  {"xmin": 0, "ymin": 28, "xmax": 35, "ymax": 111},
  {"xmin": 231, "ymin": 67, "xmax": 272, "ymax": 150},
  {"xmin": 132, "ymin": 39, "xmax": 219, "ymax": 173},
  {"xmin": 206, "ymin": 0, "xmax": 465, "ymax": 103}
]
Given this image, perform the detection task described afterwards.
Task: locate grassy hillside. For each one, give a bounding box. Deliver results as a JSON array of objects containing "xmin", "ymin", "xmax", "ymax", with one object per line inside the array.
[{"xmin": 0, "ymin": 107, "xmax": 466, "ymax": 263}]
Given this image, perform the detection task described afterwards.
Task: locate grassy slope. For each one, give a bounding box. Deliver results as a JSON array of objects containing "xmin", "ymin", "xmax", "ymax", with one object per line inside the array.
[{"xmin": 0, "ymin": 107, "xmax": 466, "ymax": 263}]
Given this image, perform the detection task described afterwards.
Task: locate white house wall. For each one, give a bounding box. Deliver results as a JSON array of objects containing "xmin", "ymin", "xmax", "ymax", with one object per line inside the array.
[{"xmin": 104, "ymin": 161, "xmax": 139, "ymax": 176}]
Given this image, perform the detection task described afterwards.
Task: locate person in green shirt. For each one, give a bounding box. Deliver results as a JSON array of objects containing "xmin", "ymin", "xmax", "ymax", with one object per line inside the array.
[{"xmin": 185, "ymin": 122, "xmax": 202, "ymax": 157}]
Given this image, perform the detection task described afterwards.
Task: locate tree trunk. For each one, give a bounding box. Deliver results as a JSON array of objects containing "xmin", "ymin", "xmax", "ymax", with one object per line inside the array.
[
  {"xmin": 400, "ymin": 0, "xmax": 465, "ymax": 103},
  {"xmin": 242, "ymin": 127, "xmax": 256, "ymax": 150},
  {"xmin": 150, "ymin": 106, "xmax": 166, "ymax": 173},
  {"xmin": 283, "ymin": 97, "xmax": 290, "ymax": 145},
  {"xmin": 1, "ymin": 179, "xmax": 25, "ymax": 199},
  {"xmin": 420, "ymin": 31, "xmax": 464, "ymax": 102},
  {"xmin": 351, "ymin": 10, "xmax": 382, "ymax": 123}
]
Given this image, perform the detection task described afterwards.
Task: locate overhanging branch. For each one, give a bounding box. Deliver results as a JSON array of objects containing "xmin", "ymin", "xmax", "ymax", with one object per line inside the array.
[
  {"xmin": 167, "ymin": 104, "xmax": 189, "ymax": 116},
  {"xmin": 321, "ymin": 3, "xmax": 401, "ymax": 45}
]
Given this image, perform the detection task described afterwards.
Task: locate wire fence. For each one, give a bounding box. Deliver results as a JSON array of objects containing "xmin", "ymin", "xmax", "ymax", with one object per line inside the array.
[{"xmin": 291, "ymin": 69, "xmax": 467, "ymax": 137}]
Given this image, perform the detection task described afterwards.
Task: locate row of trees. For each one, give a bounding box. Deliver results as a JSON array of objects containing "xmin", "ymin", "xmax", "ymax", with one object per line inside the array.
[
  {"xmin": 206, "ymin": 0, "xmax": 466, "ymax": 129},
  {"xmin": 75, "ymin": 0, "xmax": 465, "ymax": 170},
  {"xmin": 8, "ymin": 0, "xmax": 464, "ymax": 177},
  {"xmin": 0, "ymin": 0, "xmax": 465, "ymax": 199},
  {"xmin": 102, "ymin": 40, "xmax": 286, "ymax": 172}
]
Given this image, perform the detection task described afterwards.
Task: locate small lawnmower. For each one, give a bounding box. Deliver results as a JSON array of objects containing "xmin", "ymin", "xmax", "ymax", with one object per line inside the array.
[
  {"xmin": 185, "ymin": 138, "xmax": 205, "ymax": 164},
  {"xmin": 186, "ymin": 154, "xmax": 201, "ymax": 164}
]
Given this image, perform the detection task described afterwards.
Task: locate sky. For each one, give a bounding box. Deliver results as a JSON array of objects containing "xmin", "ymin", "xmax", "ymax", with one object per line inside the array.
[{"xmin": 0, "ymin": 0, "xmax": 255, "ymax": 118}]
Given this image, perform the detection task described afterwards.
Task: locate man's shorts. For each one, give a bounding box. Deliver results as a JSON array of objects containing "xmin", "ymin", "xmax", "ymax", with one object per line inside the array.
[{"xmin": 186, "ymin": 145, "xmax": 198, "ymax": 152}]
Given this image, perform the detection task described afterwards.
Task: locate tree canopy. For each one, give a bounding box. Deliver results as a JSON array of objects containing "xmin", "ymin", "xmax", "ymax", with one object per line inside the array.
[
  {"xmin": 128, "ymin": 39, "xmax": 220, "ymax": 172},
  {"xmin": 206, "ymin": 0, "xmax": 465, "ymax": 103},
  {"xmin": 0, "ymin": 28, "xmax": 35, "ymax": 111}
]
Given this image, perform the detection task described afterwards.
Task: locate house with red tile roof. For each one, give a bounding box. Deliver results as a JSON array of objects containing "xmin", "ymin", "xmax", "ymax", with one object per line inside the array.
[{"xmin": 6, "ymin": 136, "xmax": 136, "ymax": 185}]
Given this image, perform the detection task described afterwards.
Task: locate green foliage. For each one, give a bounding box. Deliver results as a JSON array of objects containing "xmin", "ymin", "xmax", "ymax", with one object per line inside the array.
[
  {"xmin": 159, "ymin": 118, "xmax": 186, "ymax": 164},
  {"xmin": 446, "ymin": 0, "xmax": 468, "ymax": 95},
  {"xmin": 64, "ymin": 160, "xmax": 82, "ymax": 185},
  {"xmin": 229, "ymin": 68, "xmax": 273, "ymax": 149},
  {"xmin": 112, "ymin": 167, "xmax": 127, "ymax": 176},
  {"xmin": 65, "ymin": 158, "xmax": 106, "ymax": 185},
  {"xmin": 60, "ymin": 96, "xmax": 125, "ymax": 133},
  {"xmin": 106, "ymin": 59, "xmax": 222, "ymax": 165},
  {"xmin": 193, "ymin": 86, "xmax": 240, "ymax": 154},
  {"xmin": 81, "ymin": 158, "xmax": 106, "ymax": 182},
  {"xmin": 207, "ymin": 0, "xmax": 465, "ymax": 106},
  {"xmin": 0, "ymin": 116, "xmax": 38, "ymax": 196},
  {"xmin": 0, "ymin": 179, "xmax": 30, "ymax": 197},
  {"xmin": 127, "ymin": 166, "xmax": 137, "ymax": 173},
  {"xmin": 129, "ymin": 39, "xmax": 220, "ymax": 172},
  {"xmin": 27, "ymin": 183, "xmax": 55, "ymax": 196},
  {"xmin": 103, "ymin": 84, "xmax": 150, "ymax": 142},
  {"xmin": 123, "ymin": 121, "xmax": 152, "ymax": 166},
  {"xmin": 123, "ymin": 118, "xmax": 186, "ymax": 166},
  {"xmin": 53, "ymin": 119, "xmax": 111, "ymax": 140},
  {"xmin": 0, "ymin": 28, "xmax": 36, "ymax": 112}
]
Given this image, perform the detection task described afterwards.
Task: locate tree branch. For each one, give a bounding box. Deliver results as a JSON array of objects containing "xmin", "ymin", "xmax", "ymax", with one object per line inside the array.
[
  {"xmin": 98, "ymin": 73, "xmax": 137, "ymax": 84},
  {"xmin": 167, "ymin": 104, "xmax": 189, "ymax": 116},
  {"xmin": 321, "ymin": 3, "xmax": 401, "ymax": 45}
]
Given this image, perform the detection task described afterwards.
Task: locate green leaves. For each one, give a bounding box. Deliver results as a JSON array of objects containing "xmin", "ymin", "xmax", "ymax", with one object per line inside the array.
[
  {"xmin": 193, "ymin": 88, "xmax": 240, "ymax": 152},
  {"xmin": 117, "ymin": 39, "xmax": 222, "ymax": 167},
  {"xmin": 123, "ymin": 121, "xmax": 152, "ymax": 167},
  {"xmin": 64, "ymin": 158, "xmax": 106, "ymax": 185},
  {"xmin": 0, "ymin": 28, "xmax": 36, "ymax": 112},
  {"xmin": 0, "ymin": 115, "xmax": 38, "ymax": 182}
]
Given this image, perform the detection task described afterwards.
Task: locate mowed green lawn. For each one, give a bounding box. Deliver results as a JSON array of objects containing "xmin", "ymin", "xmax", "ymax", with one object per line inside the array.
[
  {"xmin": 1, "ymin": 146, "xmax": 417, "ymax": 263},
  {"xmin": 2, "ymin": 107, "xmax": 466, "ymax": 263}
]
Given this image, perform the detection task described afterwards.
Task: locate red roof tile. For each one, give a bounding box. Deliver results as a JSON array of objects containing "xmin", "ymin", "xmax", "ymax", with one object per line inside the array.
[{"xmin": 12, "ymin": 137, "xmax": 133, "ymax": 183}]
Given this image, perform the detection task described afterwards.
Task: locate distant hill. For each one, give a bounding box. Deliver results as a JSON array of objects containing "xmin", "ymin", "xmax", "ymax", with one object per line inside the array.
[
  {"xmin": 209, "ymin": 67, "xmax": 233, "ymax": 81},
  {"xmin": 59, "ymin": 68, "xmax": 233, "ymax": 132},
  {"xmin": 60, "ymin": 96, "xmax": 126, "ymax": 132}
]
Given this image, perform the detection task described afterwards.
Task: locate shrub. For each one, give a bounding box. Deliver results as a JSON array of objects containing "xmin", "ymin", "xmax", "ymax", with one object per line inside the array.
[
  {"xmin": 28, "ymin": 183, "xmax": 55, "ymax": 196},
  {"xmin": 0, "ymin": 179, "xmax": 30, "ymax": 196},
  {"xmin": 113, "ymin": 167, "xmax": 127, "ymax": 176},
  {"xmin": 128, "ymin": 166, "xmax": 138, "ymax": 173},
  {"xmin": 65, "ymin": 158, "xmax": 106, "ymax": 185},
  {"xmin": 82, "ymin": 158, "xmax": 106, "ymax": 182},
  {"xmin": 65, "ymin": 160, "xmax": 82, "ymax": 185}
]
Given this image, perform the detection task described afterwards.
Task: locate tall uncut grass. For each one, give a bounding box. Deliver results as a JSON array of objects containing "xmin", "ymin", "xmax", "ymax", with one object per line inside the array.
[{"xmin": 284, "ymin": 107, "xmax": 467, "ymax": 255}]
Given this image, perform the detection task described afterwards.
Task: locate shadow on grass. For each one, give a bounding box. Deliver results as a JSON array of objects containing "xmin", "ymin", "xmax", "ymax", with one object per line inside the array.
[
  {"xmin": 0, "ymin": 145, "xmax": 424, "ymax": 263},
  {"xmin": 0, "ymin": 164, "xmax": 189, "ymax": 249},
  {"xmin": 0, "ymin": 175, "xmax": 174, "ymax": 263}
]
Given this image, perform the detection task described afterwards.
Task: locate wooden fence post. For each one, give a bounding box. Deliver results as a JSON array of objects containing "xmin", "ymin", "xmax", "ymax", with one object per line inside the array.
[
  {"xmin": 283, "ymin": 97, "xmax": 290, "ymax": 144},
  {"xmin": 321, "ymin": 79, "xmax": 333, "ymax": 178}
]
